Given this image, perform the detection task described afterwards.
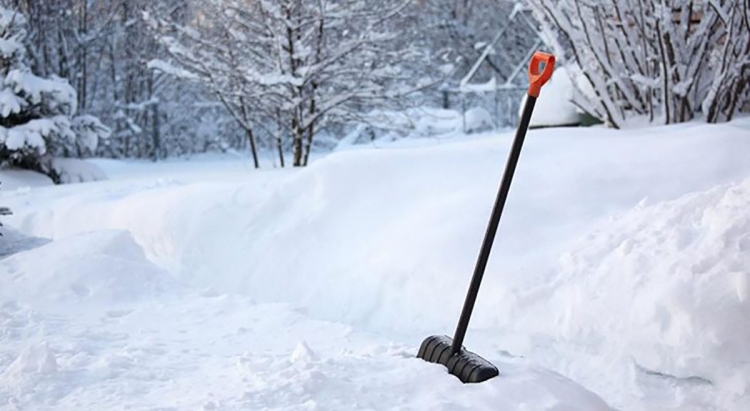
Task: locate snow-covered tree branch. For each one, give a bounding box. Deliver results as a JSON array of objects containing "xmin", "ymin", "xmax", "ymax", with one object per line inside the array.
[
  {"xmin": 152, "ymin": 0, "xmax": 437, "ymax": 167},
  {"xmin": 527, "ymin": 0, "xmax": 749, "ymax": 128},
  {"xmin": 0, "ymin": 8, "xmax": 110, "ymax": 183}
]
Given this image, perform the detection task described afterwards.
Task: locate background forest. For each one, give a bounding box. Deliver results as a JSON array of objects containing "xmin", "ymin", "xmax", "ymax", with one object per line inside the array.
[{"xmin": 0, "ymin": 0, "xmax": 747, "ymax": 180}]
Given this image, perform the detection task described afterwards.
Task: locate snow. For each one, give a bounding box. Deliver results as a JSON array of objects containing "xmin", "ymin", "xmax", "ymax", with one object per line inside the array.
[
  {"xmin": 5, "ymin": 70, "xmax": 77, "ymax": 115},
  {"xmin": 147, "ymin": 59, "xmax": 199, "ymax": 80},
  {"xmin": 2, "ymin": 117, "xmax": 750, "ymax": 410},
  {"xmin": 3, "ymin": 118, "xmax": 56, "ymax": 152},
  {"xmin": 71, "ymin": 115, "xmax": 111, "ymax": 152},
  {"xmin": 464, "ymin": 106, "xmax": 494, "ymax": 132},
  {"xmin": 50, "ymin": 158, "xmax": 108, "ymax": 184},
  {"xmin": 0, "ymin": 167, "xmax": 53, "ymax": 190},
  {"xmin": 460, "ymin": 77, "xmax": 497, "ymax": 93},
  {"xmin": 522, "ymin": 66, "xmax": 581, "ymax": 127},
  {"xmin": 0, "ymin": 87, "xmax": 23, "ymax": 117},
  {"xmin": 552, "ymin": 180, "xmax": 750, "ymax": 386},
  {"xmin": 1, "ymin": 342, "xmax": 59, "ymax": 378},
  {"xmin": 335, "ymin": 108, "xmax": 467, "ymax": 145},
  {"xmin": 0, "ymin": 230, "xmax": 177, "ymax": 307},
  {"xmin": 0, "ymin": 37, "xmax": 23, "ymax": 59},
  {"xmin": 511, "ymin": 176, "xmax": 750, "ymax": 411},
  {"xmin": 0, "ymin": 10, "xmax": 25, "ymax": 60},
  {"xmin": 0, "ymin": 230, "xmax": 608, "ymax": 411}
]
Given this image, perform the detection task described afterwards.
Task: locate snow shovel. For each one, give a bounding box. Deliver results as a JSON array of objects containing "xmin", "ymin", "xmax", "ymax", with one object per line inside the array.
[{"xmin": 417, "ymin": 51, "xmax": 555, "ymax": 383}]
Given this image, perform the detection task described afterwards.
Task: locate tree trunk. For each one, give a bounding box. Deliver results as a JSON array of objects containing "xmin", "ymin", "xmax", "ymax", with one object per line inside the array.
[
  {"xmin": 302, "ymin": 122, "xmax": 314, "ymax": 166},
  {"xmin": 239, "ymin": 99, "xmax": 260, "ymax": 169},
  {"xmin": 246, "ymin": 128, "xmax": 260, "ymax": 168},
  {"xmin": 78, "ymin": 0, "xmax": 88, "ymax": 111},
  {"xmin": 276, "ymin": 108, "xmax": 285, "ymax": 168},
  {"xmin": 292, "ymin": 115, "xmax": 304, "ymax": 167},
  {"xmin": 149, "ymin": 74, "xmax": 161, "ymax": 161},
  {"xmin": 302, "ymin": 87, "xmax": 317, "ymax": 166}
]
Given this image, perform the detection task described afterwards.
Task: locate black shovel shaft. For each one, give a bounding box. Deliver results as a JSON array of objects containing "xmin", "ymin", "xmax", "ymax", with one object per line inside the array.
[{"xmin": 450, "ymin": 95, "xmax": 538, "ymax": 354}]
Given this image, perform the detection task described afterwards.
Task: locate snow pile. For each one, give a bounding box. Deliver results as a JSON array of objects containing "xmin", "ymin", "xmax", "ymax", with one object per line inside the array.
[
  {"xmin": 0, "ymin": 234, "xmax": 610, "ymax": 411},
  {"xmin": 50, "ymin": 158, "xmax": 108, "ymax": 184},
  {"xmin": 0, "ymin": 167, "xmax": 54, "ymax": 189},
  {"xmin": 536, "ymin": 177, "xmax": 750, "ymax": 404},
  {"xmin": 0, "ymin": 230, "xmax": 177, "ymax": 307},
  {"xmin": 464, "ymin": 106, "xmax": 494, "ymax": 132},
  {"xmin": 0, "ymin": 228, "xmax": 49, "ymax": 259},
  {"xmin": 4, "ymin": 119, "xmax": 750, "ymax": 410},
  {"xmin": 1, "ymin": 342, "xmax": 58, "ymax": 379},
  {"xmin": 523, "ymin": 66, "xmax": 582, "ymax": 127}
]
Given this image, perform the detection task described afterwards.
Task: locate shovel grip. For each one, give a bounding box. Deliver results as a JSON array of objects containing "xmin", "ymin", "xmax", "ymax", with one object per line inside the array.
[{"xmin": 527, "ymin": 52, "xmax": 555, "ymax": 97}]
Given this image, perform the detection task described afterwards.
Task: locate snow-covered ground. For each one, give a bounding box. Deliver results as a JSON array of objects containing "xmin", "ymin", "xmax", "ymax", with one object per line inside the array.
[{"xmin": 1, "ymin": 117, "xmax": 749, "ymax": 410}]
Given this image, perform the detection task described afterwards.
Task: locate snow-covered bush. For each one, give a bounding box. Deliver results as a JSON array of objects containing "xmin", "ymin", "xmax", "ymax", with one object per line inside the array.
[
  {"xmin": 49, "ymin": 158, "xmax": 107, "ymax": 184},
  {"xmin": 527, "ymin": 0, "xmax": 749, "ymax": 128},
  {"xmin": 0, "ymin": 9, "xmax": 110, "ymax": 182},
  {"xmin": 521, "ymin": 66, "xmax": 584, "ymax": 128}
]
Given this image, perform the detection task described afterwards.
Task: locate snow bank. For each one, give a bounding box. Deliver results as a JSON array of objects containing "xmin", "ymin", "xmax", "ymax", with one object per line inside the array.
[
  {"xmin": 0, "ymin": 230, "xmax": 178, "ymax": 308},
  {"xmin": 7, "ymin": 121, "xmax": 750, "ymax": 335},
  {"xmin": 0, "ymin": 167, "xmax": 53, "ymax": 190},
  {"xmin": 0, "ymin": 285, "xmax": 611, "ymax": 411},
  {"xmin": 4, "ymin": 120, "xmax": 750, "ymax": 410},
  {"xmin": 0, "ymin": 159, "xmax": 106, "ymax": 191},
  {"xmin": 531, "ymin": 177, "xmax": 750, "ymax": 405},
  {"xmin": 0, "ymin": 229, "xmax": 610, "ymax": 411},
  {"xmin": 523, "ymin": 66, "xmax": 581, "ymax": 127}
]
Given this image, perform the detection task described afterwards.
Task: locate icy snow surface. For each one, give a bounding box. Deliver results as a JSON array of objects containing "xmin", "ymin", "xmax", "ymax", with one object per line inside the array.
[{"xmin": 2, "ymin": 117, "xmax": 750, "ymax": 410}]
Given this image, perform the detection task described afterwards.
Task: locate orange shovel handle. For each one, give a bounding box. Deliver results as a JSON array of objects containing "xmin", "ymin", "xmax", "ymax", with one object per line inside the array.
[{"xmin": 527, "ymin": 52, "xmax": 555, "ymax": 97}]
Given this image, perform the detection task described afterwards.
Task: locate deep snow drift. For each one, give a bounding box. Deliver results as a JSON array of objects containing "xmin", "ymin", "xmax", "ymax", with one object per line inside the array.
[
  {"xmin": 2, "ymin": 117, "xmax": 750, "ymax": 410},
  {"xmin": 506, "ymin": 176, "xmax": 750, "ymax": 411}
]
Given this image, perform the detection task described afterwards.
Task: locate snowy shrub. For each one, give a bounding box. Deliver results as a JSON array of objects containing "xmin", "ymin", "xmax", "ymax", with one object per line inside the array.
[
  {"xmin": 0, "ymin": 8, "xmax": 110, "ymax": 183},
  {"xmin": 49, "ymin": 158, "xmax": 107, "ymax": 184},
  {"xmin": 527, "ymin": 0, "xmax": 750, "ymax": 128}
]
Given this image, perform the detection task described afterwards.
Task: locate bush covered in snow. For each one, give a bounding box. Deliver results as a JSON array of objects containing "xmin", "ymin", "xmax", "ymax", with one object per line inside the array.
[
  {"xmin": 521, "ymin": 66, "xmax": 584, "ymax": 128},
  {"xmin": 528, "ymin": 0, "xmax": 749, "ymax": 128},
  {"xmin": 0, "ymin": 9, "xmax": 110, "ymax": 183}
]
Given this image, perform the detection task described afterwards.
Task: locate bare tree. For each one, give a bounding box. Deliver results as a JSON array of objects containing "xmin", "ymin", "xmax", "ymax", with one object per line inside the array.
[{"xmin": 153, "ymin": 0, "xmax": 435, "ymax": 167}]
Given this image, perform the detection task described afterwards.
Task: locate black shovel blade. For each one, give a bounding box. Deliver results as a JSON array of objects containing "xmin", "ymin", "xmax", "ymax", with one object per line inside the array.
[{"xmin": 417, "ymin": 335, "xmax": 499, "ymax": 383}]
